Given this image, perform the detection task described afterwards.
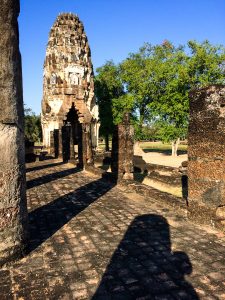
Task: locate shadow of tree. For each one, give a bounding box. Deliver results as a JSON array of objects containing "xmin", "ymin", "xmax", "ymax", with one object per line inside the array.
[
  {"xmin": 92, "ymin": 214, "xmax": 199, "ymax": 299},
  {"xmin": 27, "ymin": 178, "xmax": 115, "ymax": 254}
]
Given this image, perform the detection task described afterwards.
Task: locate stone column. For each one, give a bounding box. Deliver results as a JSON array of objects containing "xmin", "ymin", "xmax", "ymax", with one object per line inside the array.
[
  {"xmin": 188, "ymin": 85, "xmax": 225, "ymax": 227},
  {"xmin": 0, "ymin": 0, "xmax": 28, "ymax": 266},
  {"xmin": 111, "ymin": 113, "xmax": 134, "ymax": 182},
  {"xmin": 53, "ymin": 129, "xmax": 59, "ymax": 158},
  {"xmin": 69, "ymin": 125, "xmax": 75, "ymax": 163},
  {"xmin": 62, "ymin": 123, "xmax": 71, "ymax": 163},
  {"xmin": 81, "ymin": 123, "xmax": 94, "ymax": 169},
  {"xmin": 50, "ymin": 131, "xmax": 54, "ymax": 156},
  {"xmin": 58, "ymin": 127, "xmax": 63, "ymax": 158}
]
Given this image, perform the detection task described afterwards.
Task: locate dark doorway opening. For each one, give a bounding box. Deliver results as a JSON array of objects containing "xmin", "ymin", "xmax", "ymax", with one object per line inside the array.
[{"xmin": 62, "ymin": 103, "xmax": 83, "ymax": 166}]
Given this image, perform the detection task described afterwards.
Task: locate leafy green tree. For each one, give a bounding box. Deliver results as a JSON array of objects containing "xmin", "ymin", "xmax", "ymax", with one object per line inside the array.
[
  {"xmin": 148, "ymin": 41, "xmax": 190, "ymax": 156},
  {"xmin": 187, "ymin": 40, "xmax": 225, "ymax": 87},
  {"xmin": 24, "ymin": 107, "xmax": 42, "ymax": 143},
  {"xmin": 120, "ymin": 41, "xmax": 189, "ymax": 154},
  {"xmin": 112, "ymin": 94, "xmax": 134, "ymax": 125},
  {"xmin": 119, "ymin": 44, "xmax": 155, "ymax": 134},
  {"xmin": 95, "ymin": 40, "xmax": 225, "ymax": 156},
  {"xmin": 95, "ymin": 61, "xmax": 124, "ymax": 151}
]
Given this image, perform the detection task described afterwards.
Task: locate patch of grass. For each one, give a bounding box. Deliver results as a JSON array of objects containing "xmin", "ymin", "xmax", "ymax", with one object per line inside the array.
[
  {"xmin": 139, "ymin": 141, "xmax": 187, "ymax": 155},
  {"xmin": 98, "ymin": 141, "xmax": 112, "ymax": 150},
  {"xmin": 142, "ymin": 177, "xmax": 183, "ymax": 198}
]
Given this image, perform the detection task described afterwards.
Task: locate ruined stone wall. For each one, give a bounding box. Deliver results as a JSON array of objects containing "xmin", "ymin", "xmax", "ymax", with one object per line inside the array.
[
  {"xmin": 111, "ymin": 114, "xmax": 134, "ymax": 182},
  {"xmin": 0, "ymin": 0, "xmax": 27, "ymax": 265},
  {"xmin": 188, "ymin": 85, "xmax": 225, "ymax": 228},
  {"xmin": 41, "ymin": 13, "xmax": 99, "ymax": 149}
]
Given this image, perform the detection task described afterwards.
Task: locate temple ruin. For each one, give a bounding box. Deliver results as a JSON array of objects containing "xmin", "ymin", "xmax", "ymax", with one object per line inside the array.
[
  {"xmin": 0, "ymin": 0, "xmax": 27, "ymax": 266},
  {"xmin": 111, "ymin": 113, "xmax": 134, "ymax": 182},
  {"xmin": 41, "ymin": 13, "xmax": 99, "ymax": 167},
  {"xmin": 188, "ymin": 85, "xmax": 225, "ymax": 228}
]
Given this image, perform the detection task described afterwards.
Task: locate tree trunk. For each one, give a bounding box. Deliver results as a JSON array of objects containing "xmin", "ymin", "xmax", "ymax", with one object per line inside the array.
[
  {"xmin": 105, "ymin": 134, "xmax": 109, "ymax": 151},
  {"xmin": 139, "ymin": 107, "xmax": 145, "ymax": 137},
  {"xmin": 171, "ymin": 138, "xmax": 180, "ymax": 157}
]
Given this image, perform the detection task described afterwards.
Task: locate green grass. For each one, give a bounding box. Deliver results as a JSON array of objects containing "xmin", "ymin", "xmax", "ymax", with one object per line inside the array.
[
  {"xmin": 98, "ymin": 140, "xmax": 187, "ymax": 155},
  {"xmin": 139, "ymin": 141, "xmax": 187, "ymax": 155},
  {"xmin": 98, "ymin": 141, "xmax": 112, "ymax": 150}
]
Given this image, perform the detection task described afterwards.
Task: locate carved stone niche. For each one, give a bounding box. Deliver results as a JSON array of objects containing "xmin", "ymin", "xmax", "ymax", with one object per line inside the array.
[{"xmin": 50, "ymin": 73, "xmax": 57, "ymax": 85}]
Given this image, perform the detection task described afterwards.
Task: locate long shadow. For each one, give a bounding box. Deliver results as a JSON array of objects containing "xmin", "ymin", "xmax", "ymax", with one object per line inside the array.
[
  {"xmin": 26, "ymin": 161, "xmax": 65, "ymax": 173},
  {"xmin": 143, "ymin": 149, "xmax": 187, "ymax": 156},
  {"xmin": 27, "ymin": 178, "xmax": 115, "ymax": 254},
  {"xmin": 27, "ymin": 167, "xmax": 81, "ymax": 189},
  {"xmin": 93, "ymin": 214, "xmax": 199, "ymax": 299},
  {"xmin": 26, "ymin": 162, "xmax": 65, "ymax": 173}
]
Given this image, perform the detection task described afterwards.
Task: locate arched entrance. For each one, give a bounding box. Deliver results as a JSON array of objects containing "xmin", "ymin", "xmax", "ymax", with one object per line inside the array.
[{"xmin": 62, "ymin": 103, "xmax": 83, "ymax": 166}]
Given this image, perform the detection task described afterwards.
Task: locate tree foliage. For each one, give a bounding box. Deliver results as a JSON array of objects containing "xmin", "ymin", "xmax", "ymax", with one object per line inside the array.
[
  {"xmin": 95, "ymin": 40, "xmax": 225, "ymax": 155},
  {"xmin": 24, "ymin": 107, "xmax": 42, "ymax": 143},
  {"xmin": 187, "ymin": 40, "xmax": 225, "ymax": 87},
  {"xmin": 112, "ymin": 94, "xmax": 134, "ymax": 125},
  {"xmin": 94, "ymin": 60, "xmax": 124, "ymax": 150}
]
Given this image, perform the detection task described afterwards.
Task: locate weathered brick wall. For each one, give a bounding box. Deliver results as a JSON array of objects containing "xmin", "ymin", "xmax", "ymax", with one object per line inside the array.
[
  {"xmin": 188, "ymin": 85, "xmax": 225, "ymax": 227},
  {"xmin": 111, "ymin": 114, "xmax": 134, "ymax": 182},
  {"xmin": 0, "ymin": 0, "xmax": 28, "ymax": 266},
  {"xmin": 41, "ymin": 13, "xmax": 99, "ymax": 149}
]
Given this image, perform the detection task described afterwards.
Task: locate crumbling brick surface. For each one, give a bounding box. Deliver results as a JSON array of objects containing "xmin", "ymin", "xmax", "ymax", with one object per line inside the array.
[
  {"xmin": 111, "ymin": 114, "xmax": 134, "ymax": 181},
  {"xmin": 0, "ymin": 0, "xmax": 27, "ymax": 266},
  {"xmin": 41, "ymin": 13, "xmax": 99, "ymax": 150},
  {"xmin": 188, "ymin": 85, "xmax": 225, "ymax": 226}
]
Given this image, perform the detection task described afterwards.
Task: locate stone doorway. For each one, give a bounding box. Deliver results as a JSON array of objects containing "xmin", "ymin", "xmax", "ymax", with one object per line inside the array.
[{"xmin": 62, "ymin": 103, "xmax": 83, "ymax": 166}]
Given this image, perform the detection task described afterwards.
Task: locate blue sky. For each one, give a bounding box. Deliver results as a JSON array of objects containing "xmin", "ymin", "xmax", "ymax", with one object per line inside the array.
[{"xmin": 19, "ymin": 0, "xmax": 225, "ymax": 114}]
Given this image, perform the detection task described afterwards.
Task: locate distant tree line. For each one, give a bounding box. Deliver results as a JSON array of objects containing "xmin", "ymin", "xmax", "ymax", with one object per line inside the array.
[
  {"xmin": 95, "ymin": 40, "xmax": 225, "ymax": 155},
  {"xmin": 24, "ymin": 107, "xmax": 42, "ymax": 143}
]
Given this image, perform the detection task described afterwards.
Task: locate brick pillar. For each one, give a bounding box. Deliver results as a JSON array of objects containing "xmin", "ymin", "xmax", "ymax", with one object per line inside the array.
[
  {"xmin": 111, "ymin": 113, "xmax": 134, "ymax": 182},
  {"xmin": 188, "ymin": 85, "xmax": 225, "ymax": 227},
  {"xmin": 62, "ymin": 123, "xmax": 71, "ymax": 163},
  {"xmin": 81, "ymin": 123, "xmax": 94, "ymax": 169},
  {"xmin": 58, "ymin": 127, "xmax": 63, "ymax": 158},
  {"xmin": 50, "ymin": 131, "xmax": 54, "ymax": 156},
  {"xmin": 69, "ymin": 125, "xmax": 76, "ymax": 163},
  {"xmin": 0, "ymin": 0, "xmax": 28, "ymax": 266},
  {"xmin": 53, "ymin": 129, "xmax": 59, "ymax": 158}
]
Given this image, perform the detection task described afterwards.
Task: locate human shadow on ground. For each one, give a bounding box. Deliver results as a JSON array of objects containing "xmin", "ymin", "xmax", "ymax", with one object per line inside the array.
[
  {"xmin": 27, "ymin": 177, "xmax": 115, "ymax": 254},
  {"xmin": 92, "ymin": 214, "xmax": 199, "ymax": 300},
  {"xmin": 26, "ymin": 161, "xmax": 65, "ymax": 173},
  {"xmin": 26, "ymin": 167, "xmax": 80, "ymax": 189}
]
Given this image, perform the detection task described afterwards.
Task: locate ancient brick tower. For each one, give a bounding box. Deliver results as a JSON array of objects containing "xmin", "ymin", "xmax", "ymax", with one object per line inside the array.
[
  {"xmin": 41, "ymin": 13, "xmax": 99, "ymax": 166},
  {"xmin": 0, "ymin": 0, "xmax": 28, "ymax": 266}
]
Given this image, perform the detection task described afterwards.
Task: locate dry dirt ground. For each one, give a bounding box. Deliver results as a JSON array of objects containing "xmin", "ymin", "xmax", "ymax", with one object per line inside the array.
[
  {"xmin": 134, "ymin": 142, "xmax": 187, "ymax": 168},
  {"xmin": 141, "ymin": 152, "xmax": 187, "ymax": 168}
]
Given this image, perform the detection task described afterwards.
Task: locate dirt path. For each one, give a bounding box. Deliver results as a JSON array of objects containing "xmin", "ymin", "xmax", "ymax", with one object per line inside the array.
[
  {"xmin": 142, "ymin": 152, "xmax": 187, "ymax": 168},
  {"xmin": 134, "ymin": 142, "xmax": 187, "ymax": 168}
]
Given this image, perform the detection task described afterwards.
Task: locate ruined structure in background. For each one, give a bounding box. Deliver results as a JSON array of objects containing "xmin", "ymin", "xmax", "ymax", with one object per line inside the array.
[
  {"xmin": 111, "ymin": 113, "xmax": 134, "ymax": 182},
  {"xmin": 41, "ymin": 13, "xmax": 99, "ymax": 167},
  {"xmin": 0, "ymin": 0, "xmax": 27, "ymax": 265},
  {"xmin": 188, "ymin": 85, "xmax": 225, "ymax": 228}
]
